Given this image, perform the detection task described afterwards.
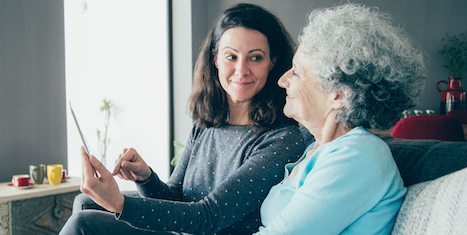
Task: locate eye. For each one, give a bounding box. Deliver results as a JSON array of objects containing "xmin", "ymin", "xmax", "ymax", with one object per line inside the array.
[
  {"xmin": 251, "ymin": 55, "xmax": 263, "ymax": 62},
  {"xmin": 225, "ymin": 55, "xmax": 237, "ymax": 60}
]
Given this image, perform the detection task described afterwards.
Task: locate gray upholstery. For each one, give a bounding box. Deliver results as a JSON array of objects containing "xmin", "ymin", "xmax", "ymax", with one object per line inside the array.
[
  {"xmin": 376, "ymin": 134, "xmax": 467, "ymax": 187},
  {"xmin": 299, "ymin": 124, "xmax": 467, "ymax": 187}
]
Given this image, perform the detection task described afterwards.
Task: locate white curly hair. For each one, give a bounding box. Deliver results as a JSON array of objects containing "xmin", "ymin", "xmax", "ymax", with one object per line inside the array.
[{"xmin": 298, "ymin": 3, "xmax": 427, "ymax": 130}]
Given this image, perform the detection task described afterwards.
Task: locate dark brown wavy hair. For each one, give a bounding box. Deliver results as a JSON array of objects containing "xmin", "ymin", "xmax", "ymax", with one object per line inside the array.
[{"xmin": 188, "ymin": 3, "xmax": 297, "ymax": 134}]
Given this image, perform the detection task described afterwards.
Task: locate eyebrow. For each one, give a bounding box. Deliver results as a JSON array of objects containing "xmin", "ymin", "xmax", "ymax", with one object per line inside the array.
[
  {"xmin": 221, "ymin": 47, "xmax": 266, "ymax": 54},
  {"xmin": 292, "ymin": 62, "xmax": 303, "ymax": 75}
]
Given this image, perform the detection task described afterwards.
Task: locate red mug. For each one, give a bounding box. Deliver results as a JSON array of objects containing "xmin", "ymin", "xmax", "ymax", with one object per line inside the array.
[
  {"xmin": 12, "ymin": 174, "xmax": 30, "ymax": 187},
  {"xmin": 62, "ymin": 169, "xmax": 67, "ymax": 180}
]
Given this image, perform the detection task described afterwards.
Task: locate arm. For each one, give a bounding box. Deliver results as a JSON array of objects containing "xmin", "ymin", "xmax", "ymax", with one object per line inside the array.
[
  {"xmin": 112, "ymin": 126, "xmax": 198, "ymax": 200},
  {"xmin": 116, "ymin": 125, "xmax": 305, "ymax": 234},
  {"xmin": 134, "ymin": 126, "xmax": 196, "ymax": 200}
]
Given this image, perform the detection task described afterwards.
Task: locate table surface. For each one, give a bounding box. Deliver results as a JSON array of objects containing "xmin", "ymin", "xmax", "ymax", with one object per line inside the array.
[{"xmin": 0, "ymin": 176, "xmax": 81, "ymax": 203}]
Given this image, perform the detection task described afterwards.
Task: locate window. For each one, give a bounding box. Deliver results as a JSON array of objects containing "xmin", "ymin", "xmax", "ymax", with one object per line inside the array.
[{"xmin": 64, "ymin": 0, "xmax": 170, "ymax": 190}]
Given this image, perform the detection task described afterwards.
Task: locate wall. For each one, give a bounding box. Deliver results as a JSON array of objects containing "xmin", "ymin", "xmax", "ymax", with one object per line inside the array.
[
  {"xmin": 0, "ymin": 0, "xmax": 67, "ymax": 182},
  {"xmin": 191, "ymin": 0, "xmax": 467, "ymax": 115}
]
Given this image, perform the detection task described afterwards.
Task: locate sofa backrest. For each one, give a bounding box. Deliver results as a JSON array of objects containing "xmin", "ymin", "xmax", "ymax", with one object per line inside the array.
[
  {"xmin": 298, "ymin": 124, "xmax": 467, "ymax": 187},
  {"xmin": 377, "ymin": 134, "xmax": 467, "ymax": 187}
]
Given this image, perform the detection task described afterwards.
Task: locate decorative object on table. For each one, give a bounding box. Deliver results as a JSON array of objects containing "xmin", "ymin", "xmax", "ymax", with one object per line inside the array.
[
  {"xmin": 426, "ymin": 110, "xmax": 435, "ymax": 115},
  {"xmin": 437, "ymin": 32, "xmax": 467, "ymax": 114},
  {"xmin": 47, "ymin": 164, "xmax": 63, "ymax": 185},
  {"xmin": 29, "ymin": 164, "xmax": 45, "ymax": 184},
  {"xmin": 402, "ymin": 110, "xmax": 411, "ymax": 118},
  {"xmin": 437, "ymin": 77, "xmax": 466, "ymax": 114},
  {"xmin": 96, "ymin": 99, "xmax": 119, "ymax": 167},
  {"xmin": 413, "ymin": 110, "xmax": 424, "ymax": 116}
]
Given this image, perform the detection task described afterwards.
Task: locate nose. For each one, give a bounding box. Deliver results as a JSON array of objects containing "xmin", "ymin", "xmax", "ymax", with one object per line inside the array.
[
  {"xmin": 235, "ymin": 58, "xmax": 250, "ymax": 78},
  {"xmin": 278, "ymin": 69, "xmax": 291, "ymax": 88}
]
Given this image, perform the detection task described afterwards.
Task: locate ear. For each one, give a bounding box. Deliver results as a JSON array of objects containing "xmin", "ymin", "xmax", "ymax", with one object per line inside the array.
[
  {"xmin": 330, "ymin": 89, "xmax": 348, "ymax": 110},
  {"xmin": 214, "ymin": 55, "xmax": 219, "ymax": 69},
  {"xmin": 269, "ymin": 56, "xmax": 277, "ymax": 71}
]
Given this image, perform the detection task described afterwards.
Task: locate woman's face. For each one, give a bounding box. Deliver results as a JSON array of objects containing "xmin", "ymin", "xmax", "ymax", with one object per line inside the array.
[
  {"xmin": 278, "ymin": 49, "xmax": 336, "ymax": 125},
  {"xmin": 215, "ymin": 27, "xmax": 275, "ymax": 105}
]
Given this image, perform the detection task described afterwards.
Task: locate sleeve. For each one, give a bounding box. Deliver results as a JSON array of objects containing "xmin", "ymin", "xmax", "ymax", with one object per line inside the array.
[
  {"xmin": 255, "ymin": 136, "xmax": 395, "ymax": 235},
  {"xmin": 134, "ymin": 125, "xmax": 198, "ymax": 200},
  {"xmin": 116, "ymin": 125, "xmax": 306, "ymax": 234}
]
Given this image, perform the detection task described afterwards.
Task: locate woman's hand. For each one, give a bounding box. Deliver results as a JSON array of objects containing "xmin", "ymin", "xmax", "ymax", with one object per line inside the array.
[
  {"xmin": 112, "ymin": 148, "xmax": 152, "ymax": 182},
  {"xmin": 80, "ymin": 147, "xmax": 124, "ymax": 213}
]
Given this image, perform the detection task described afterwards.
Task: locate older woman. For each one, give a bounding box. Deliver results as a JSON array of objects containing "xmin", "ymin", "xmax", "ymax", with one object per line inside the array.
[{"xmin": 255, "ymin": 3, "xmax": 426, "ymax": 235}]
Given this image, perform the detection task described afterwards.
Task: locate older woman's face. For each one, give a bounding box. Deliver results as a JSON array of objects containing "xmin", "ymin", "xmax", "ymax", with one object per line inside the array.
[
  {"xmin": 278, "ymin": 50, "xmax": 336, "ymax": 125},
  {"xmin": 215, "ymin": 27, "xmax": 275, "ymax": 105}
]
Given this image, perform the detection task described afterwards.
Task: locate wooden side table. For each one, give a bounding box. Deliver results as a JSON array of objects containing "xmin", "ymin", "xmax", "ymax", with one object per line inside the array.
[
  {"xmin": 0, "ymin": 177, "xmax": 81, "ymax": 235},
  {"xmin": 369, "ymin": 126, "xmax": 394, "ymax": 136}
]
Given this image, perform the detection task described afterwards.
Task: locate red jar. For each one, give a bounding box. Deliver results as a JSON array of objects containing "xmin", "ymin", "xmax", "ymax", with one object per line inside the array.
[{"xmin": 437, "ymin": 77, "xmax": 466, "ymax": 114}]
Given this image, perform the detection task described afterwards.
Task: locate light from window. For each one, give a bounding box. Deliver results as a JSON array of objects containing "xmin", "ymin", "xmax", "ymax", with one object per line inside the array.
[{"xmin": 64, "ymin": 0, "xmax": 170, "ymax": 190}]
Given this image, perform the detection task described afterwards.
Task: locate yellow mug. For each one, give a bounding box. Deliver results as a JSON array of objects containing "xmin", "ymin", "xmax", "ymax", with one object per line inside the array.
[{"xmin": 47, "ymin": 164, "xmax": 63, "ymax": 185}]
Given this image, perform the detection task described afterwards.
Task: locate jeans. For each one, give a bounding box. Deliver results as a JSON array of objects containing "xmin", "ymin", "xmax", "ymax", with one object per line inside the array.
[{"xmin": 59, "ymin": 191, "xmax": 180, "ymax": 235}]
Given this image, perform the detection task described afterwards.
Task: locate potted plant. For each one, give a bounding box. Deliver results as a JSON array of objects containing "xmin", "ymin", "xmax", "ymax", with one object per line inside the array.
[
  {"xmin": 438, "ymin": 32, "xmax": 467, "ymax": 77},
  {"xmin": 97, "ymin": 99, "xmax": 118, "ymax": 167}
]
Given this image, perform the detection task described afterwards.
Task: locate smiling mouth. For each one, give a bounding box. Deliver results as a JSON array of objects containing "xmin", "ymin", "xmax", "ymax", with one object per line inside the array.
[{"xmin": 233, "ymin": 81, "xmax": 254, "ymax": 86}]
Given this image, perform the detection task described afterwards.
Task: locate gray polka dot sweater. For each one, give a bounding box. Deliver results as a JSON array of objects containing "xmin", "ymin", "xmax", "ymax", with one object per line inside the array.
[{"xmin": 116, "ymin": 123, "xmax": 305, "ymax": 234}]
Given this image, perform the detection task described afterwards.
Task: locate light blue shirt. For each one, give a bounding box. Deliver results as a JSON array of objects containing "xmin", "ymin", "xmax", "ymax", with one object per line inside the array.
[{"xmin": 255, "ymin": 127, "xmax": 407, "ymax": 234}]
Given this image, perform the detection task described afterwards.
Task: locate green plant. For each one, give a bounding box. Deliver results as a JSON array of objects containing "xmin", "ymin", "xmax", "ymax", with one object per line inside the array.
[
  {"xmin": 171, "ymin": 140, "xmax": 185, "ymax": 166},
  {"xmin": 97, "ymin": 99, "xmax": 118, "ymax": 166},
  {"xmin": 438, "ymin": 32, "xmax": 467, "ymax": 77}
]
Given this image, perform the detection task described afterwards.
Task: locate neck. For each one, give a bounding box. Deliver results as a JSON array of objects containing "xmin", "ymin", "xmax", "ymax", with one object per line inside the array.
[
  {"xmin": 228, "ymin": 100, "xmax": 250, "ymax": 125},
  {"xmin": 302, "ymin": 111, "xmax": 350, "ymax": 146}
]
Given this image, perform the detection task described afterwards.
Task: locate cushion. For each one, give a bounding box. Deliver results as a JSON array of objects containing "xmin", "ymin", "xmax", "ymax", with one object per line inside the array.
[
  {"xmin": 391, "ymin": 167, "xmax": 467, "ymax": 235},
  {"xmin": 377, "ymin": 134, "xmax": 467, "ymax": 187},
  {"xmin": 447, "ymin": 109, "xmax": 467, "ymax": 124},
  {"xmin": 391, "ymin": 115, "xmax": 465, "ymax": 142}
]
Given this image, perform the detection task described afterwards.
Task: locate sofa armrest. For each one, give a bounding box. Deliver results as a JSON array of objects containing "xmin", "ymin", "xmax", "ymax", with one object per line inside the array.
[{"xmin": 391, "ymin": 167, "xmax": 467, "ymax": 234}]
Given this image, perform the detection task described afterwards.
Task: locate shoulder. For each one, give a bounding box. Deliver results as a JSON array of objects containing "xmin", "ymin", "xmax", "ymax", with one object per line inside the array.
[
  {"xmin": 253, "ymin": 123, "xmax": 305, "ymax": 149},
  {"xmin": 316, "ymin": 127, "xmax": 394, "ymax": 171},
  {"xmin": 251, "ymin": 123, "xmax": 306, "ymax": 154},
  {"xmin": 336, "ymin": 127, "xmax": 391, "ymax": 155},
  {"xmin": 261, "ymin": 123, "xmax": 304, "ymax": 140}
]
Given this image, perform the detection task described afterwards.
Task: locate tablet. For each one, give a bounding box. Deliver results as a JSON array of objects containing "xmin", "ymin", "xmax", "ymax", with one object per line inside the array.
[{"xmin": 69, "ymin": 102, "xmax": 92, "ymax": 157}]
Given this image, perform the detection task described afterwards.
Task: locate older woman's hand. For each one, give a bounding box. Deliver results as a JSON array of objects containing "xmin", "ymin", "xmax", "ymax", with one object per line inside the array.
[
  {"xmin": 112, "ymin": 148, "xmax": 152, "ymax": 182},
  {"xmin": 80, "ymin": 147, "xmax": 124, "ymax": 213}
]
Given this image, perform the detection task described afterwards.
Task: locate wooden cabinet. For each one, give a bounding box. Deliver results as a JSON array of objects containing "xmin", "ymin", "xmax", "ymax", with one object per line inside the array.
[{"xmin": 0, "ymin": 177, "xmax": 81, "ymax": 235}]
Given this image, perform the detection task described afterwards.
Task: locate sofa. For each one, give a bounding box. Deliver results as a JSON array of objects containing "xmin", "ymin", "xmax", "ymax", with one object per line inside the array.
[
  {"xmin": 380, "ymin": 134, "xmax": 467, "ymax": 235},
  {"xmin": 300, "ymin": 126, "xmax": 467, "ymax": 234}
]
